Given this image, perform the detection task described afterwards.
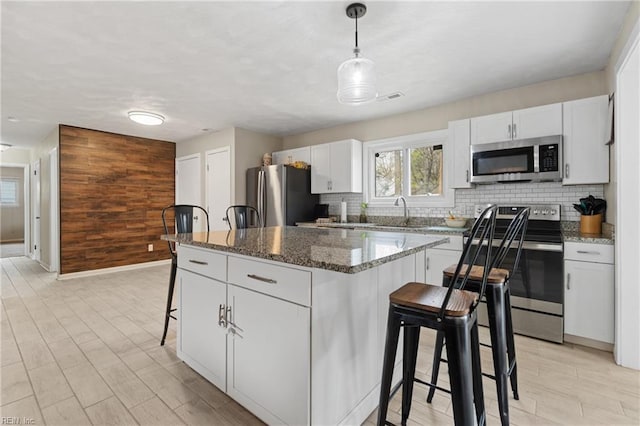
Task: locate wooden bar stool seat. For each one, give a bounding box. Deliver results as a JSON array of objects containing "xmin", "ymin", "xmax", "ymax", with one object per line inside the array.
[
  {"xmin": 390, "ymin": 282, "xmax": 478, "ymax": 317},
  {"xmin": 443, "ymin": 264, "xmax": 509, "ymax": 284}
]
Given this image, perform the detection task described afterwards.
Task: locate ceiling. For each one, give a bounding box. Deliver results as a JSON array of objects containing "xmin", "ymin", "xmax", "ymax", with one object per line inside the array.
[{"xmin": 1, "ymin": 1, "xmax": 631, "ymax": 149}]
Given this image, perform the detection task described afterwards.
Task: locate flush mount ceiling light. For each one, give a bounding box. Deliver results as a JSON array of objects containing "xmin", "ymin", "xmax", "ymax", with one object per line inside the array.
[
  {"xmin": 337, "ymin": 3, "xmax": 377, "ymax": 105},
  {"xmin": 128, "ymin": 111, "xmax": 165, "ymax": 126}
]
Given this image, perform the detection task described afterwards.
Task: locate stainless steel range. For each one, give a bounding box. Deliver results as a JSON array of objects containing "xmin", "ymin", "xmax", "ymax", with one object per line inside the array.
[{"xmin": 470, "ymin": 204, "xmax": 564, "ymax": 343}]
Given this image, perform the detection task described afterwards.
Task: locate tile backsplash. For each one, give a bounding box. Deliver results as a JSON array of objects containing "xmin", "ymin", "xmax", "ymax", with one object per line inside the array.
[{"xmin": 321, "ymin": 182, "xmax": 605, "ymax": 222}]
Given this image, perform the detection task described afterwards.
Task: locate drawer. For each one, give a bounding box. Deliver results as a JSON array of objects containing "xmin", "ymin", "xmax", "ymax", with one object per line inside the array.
[
  {"xmin": 564, "ymin": 242, "xmax": 614, "ymax": 264},
  {"xmin": 227, "ymin": 256, "xmax": 311, "ymax": 306},
  {"xmin": 426, "ymin": 234, "xmax": 463, "ymax": 251},
  {"xmin": 177, "ymin": 245, "xmax": 227, "ymax": 282}
]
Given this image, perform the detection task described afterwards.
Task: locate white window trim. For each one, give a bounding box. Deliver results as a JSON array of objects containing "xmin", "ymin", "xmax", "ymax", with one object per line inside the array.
[{"xmin": 362, "ymin": 129, "xmax": 454, "ymax": 208}]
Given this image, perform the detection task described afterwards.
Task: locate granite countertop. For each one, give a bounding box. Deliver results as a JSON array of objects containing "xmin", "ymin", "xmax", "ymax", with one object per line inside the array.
[
  {"xmin": 561, "ymin": 222, "xmax": 615, "ymax": 245},
  {"xmin": 162, "ymin": 226, "xmax": 449, "ymax": 274}
]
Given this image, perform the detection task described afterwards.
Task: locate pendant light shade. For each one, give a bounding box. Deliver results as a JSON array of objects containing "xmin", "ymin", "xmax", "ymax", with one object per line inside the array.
[
  {"xmin": 337, "ymin": 3, "xmax": 377, "ymax": 105},
  {"xmin": 337, "ymin": 52, "xmax": 376, "ymax": 105}
]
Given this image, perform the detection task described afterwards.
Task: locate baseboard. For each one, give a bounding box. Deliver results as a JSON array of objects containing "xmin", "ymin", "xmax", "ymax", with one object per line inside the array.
[
  {"xmin": 564, "ymin": 333, "xmax": 614, "ymax": 352},
  {"xmin": 58, "ymin": 259, "xmax": 171, "ymax": 280}
]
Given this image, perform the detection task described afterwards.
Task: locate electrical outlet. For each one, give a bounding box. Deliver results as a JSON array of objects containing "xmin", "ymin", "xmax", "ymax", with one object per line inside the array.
[{"xmin": 147, "ymin": 243, "xmax": 153, "ymax": 252}]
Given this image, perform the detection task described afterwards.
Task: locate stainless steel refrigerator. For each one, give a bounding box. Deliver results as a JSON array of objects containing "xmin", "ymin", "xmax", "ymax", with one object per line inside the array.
[{"xmin": 246, "ymin": 165, "xmax": 319, "ymax": 227}]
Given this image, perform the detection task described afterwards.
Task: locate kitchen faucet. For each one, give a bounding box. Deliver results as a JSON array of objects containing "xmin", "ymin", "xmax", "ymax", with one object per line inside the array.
[{"xmin": 394, "ymin": 196, "xmax": 408, "ymax": 222}]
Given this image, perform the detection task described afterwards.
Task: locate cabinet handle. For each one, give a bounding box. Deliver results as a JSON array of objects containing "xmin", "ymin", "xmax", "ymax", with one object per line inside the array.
[
  {"xmin": 565, "ymin": 164, "xmax": 569, "ymax": 178},
  {"xmin": 466, "ymin": 170, "xmax": 469, "ymax": 183},
  {"xmin": 566, "ymin": 273, "xmax": 571, "ymax": 290},
  {"xmin": 247, "ymin": 274, "xmax": 277, "ymax": 284},
  {"xmin": 512, "ymin": 123, "xmax": 517, "ymax": 138},
  {"xmin": 507, "ymin": 124, "xmax": 512, "ymax": 138},
  {"xmin": 426, "ymin": 257, "xmax": 430, "ymax": 271},
  {"xmin": 218, "ymin": 304, "xmax": 227, "ymax": 327},
  {"xmin": 189, "ymin": 259, "xmax": 208, "ymax": 265},
  {"xmin": 577, "ymin": 250, "xmax": 600, "ymax": 255}
]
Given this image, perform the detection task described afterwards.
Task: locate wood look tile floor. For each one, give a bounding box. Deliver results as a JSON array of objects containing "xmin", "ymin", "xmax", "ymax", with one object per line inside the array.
[{"xmin": 1, "ymin": 257, "xmax": 638, "ymax": 425}]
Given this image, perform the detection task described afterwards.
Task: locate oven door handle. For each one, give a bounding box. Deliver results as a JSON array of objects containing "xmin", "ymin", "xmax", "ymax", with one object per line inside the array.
[{"xmin": 465, "ymin": 238, "xmax": 563, "ymax": 252}]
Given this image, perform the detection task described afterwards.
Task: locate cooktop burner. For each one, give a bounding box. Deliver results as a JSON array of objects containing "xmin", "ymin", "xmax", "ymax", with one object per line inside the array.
[{"xmin": 473, "ymin": 204, "xmax": 562, "ymax": 244}]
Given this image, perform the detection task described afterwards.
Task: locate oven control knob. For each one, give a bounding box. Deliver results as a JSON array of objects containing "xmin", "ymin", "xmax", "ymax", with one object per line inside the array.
[
  {"xmin": 542, "ymin": 209, "xmax": 549, "ymax": 215},
  {"xmin": 551, "ymin": 209, "xmax": 557, "ymax": 215},
  {"xmin": 533, "ymin": 209, "xmax": 540, "ymax": 215}
]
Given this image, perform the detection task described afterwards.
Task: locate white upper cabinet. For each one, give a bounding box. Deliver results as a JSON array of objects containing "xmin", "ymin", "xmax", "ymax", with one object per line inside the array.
[
  {"xmin": 470, "ymin": 103, "xmax": 562, "ymax": 145},
  {"xmin": 448, "ymin": 119, "xmax": 472, "ymax": 188},
  {"xmin": 310, "ymin": 139, "xmax": 362, "ymax": 193},
  {"xmin": 562, "ymin": 95, "xmax": 609, "ymax": 185},
  {"xmin": 271, "ymin": 146, "xmax": 311, "ymax": 165}
]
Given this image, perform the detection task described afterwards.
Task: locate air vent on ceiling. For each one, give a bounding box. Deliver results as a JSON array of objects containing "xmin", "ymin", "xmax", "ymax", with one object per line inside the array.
[{"xmin": 376, "ymin": 92, "xmax": 404, "ymax": 102}]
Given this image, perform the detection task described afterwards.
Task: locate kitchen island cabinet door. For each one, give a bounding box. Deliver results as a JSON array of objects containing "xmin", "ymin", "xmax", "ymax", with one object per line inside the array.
[
  {"xmin": 425, "ymin": 248, "xmax": 462, "ymax": 285},
  {"xmin": 226, "ymin": 285, "xmax": 310, "ymax": 425},
  {"xmin": 178, "ymin": 269, "xmax": 227, "ymax": 391}
]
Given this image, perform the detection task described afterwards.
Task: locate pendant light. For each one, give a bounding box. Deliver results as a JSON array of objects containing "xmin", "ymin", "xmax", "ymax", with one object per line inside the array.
[{"xmin": 337, "ymin": 3, "xmax": 377, "ymax": 105}]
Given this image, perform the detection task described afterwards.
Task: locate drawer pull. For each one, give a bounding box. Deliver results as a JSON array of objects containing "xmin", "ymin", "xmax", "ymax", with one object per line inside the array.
[
  {"xmin": 189, "ymin": 259, "xmax": 209, "ymax": 265},
  {"xmin": 576, "ymin": 250, "xmax": 600, "ymax": 255},
  {"xmin": 247, "ymin": 274, "xmax": 277, "ymax": 284}
]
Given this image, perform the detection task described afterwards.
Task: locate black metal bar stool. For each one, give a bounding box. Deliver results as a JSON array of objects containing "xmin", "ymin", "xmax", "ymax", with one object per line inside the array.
[
  {"xmin": 160, "ymin": 204, "xmax": 209, "ymax": 346},
  {"xmin": 224, "ymin": 205, "xmax": 261, "ymax": 229},
  {"xmin": 377, "ymin": 204, "xmax": 498, "ymax": 426},
  {"xmin": 427, "ymin": 207, "xmax": 530, "ymax": 426}
]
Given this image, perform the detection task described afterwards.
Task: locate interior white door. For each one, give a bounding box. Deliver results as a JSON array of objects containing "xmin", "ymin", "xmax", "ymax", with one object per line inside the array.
[
  {"xmin": 206, "ymin": 148, "xmax": 231, "ymax": 231},
  {"xmin": 31, "ymin": 159, "xmax": 41, "ymax": 262},
  {"xmin": 176, "ymin": 154, "xmax": 203, "ymax": 232}
]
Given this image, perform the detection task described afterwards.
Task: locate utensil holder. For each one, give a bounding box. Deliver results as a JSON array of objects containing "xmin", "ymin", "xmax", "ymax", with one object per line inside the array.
[{"xmin": 580, "ymin": 214, "xmax": 602, "ymax": 235}]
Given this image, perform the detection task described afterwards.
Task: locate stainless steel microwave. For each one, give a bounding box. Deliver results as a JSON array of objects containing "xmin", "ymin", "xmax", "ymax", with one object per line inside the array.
[{"xmin": 470, "ymin": 135, "xmax": 562, "ymax": 183}]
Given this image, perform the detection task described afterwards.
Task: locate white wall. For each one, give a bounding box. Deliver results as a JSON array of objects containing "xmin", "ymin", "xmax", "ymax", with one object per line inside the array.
[
  {"xmin": 176, "ymin": 127, "xmax": 236, "ymax": 205},
  {"xmin": 176, "ymin": 127, "xmax": 283, "ymax": 206},
  {"xmin": 234, "ymin": 128, "xmax": 282, "ymax": 204},
  {"xmin": 283, "ymin": 71, "xmax": 607, "ymax": 149}
]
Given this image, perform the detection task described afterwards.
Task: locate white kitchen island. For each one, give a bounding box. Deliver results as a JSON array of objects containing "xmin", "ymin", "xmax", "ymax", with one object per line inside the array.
[{"xmin": 163, "ymin": 226, "xmax": 448, "ymax": 425}]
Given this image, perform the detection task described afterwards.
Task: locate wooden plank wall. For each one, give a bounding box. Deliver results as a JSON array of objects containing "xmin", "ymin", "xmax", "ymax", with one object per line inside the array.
[{"xmin": 59, "ymin": 125, "xmax": 175, "ymax": 274}]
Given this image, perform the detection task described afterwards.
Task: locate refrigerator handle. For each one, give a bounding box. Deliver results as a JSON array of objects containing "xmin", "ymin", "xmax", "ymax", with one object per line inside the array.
[{"xmin": 258, "ymin": 169, "xmax": 265, "ymax": 227}]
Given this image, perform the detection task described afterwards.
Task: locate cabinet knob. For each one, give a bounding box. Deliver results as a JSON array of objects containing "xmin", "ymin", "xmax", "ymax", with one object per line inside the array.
[
  {"xmin": 565, "ymin": 164, "xmax": 569, "ymax": 178},
  {"xmin": 426, "ymin": 257, "xmax": 430, "ymax": 270},
  {"xmin": 466, "ymin": 170, "xmax": 469, "ymax": 183},
  {"xmin": 513, "ymin": 123, "xmax": 517, "ymax": 138},
  {"xmin": 507, "ymin": 124, "xmax": 512, "ymax": 138}
]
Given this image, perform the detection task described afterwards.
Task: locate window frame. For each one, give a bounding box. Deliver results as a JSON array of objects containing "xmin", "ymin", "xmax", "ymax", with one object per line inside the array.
[
  {"xmin": 0, "ymin": 178, "xmax": 20, "ymax": 207},
  {"xmin": 363, "ymin": 129, "xmax": 454, "ymax": 208}
]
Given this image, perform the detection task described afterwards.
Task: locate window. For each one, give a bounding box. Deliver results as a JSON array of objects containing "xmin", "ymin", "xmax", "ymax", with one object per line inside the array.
[
  {"xmin": 364, "ymin": 130, "xmax": 453, "ymax": 207},
  {"xmin": 0, "ymin": 178, "xmax": 19, "ymax": 206}
]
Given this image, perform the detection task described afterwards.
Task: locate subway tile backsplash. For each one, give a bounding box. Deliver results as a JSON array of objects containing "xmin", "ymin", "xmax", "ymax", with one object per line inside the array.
[{"xmin": 320, "ymin": 182, "xmax": 605, "ymax": 222}]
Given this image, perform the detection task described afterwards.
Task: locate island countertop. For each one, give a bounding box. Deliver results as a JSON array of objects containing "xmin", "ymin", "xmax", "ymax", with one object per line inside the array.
[{"xmin": 162, "ymin": 226, "xmax": 449, "ymax": 274}]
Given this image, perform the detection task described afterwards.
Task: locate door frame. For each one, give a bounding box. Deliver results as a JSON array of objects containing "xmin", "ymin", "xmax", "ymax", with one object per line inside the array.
[
  {"xmin": 205, "ymin": 146, "xmax": 233, "ymax": 230},
  {"xmin": 1, "ymin": 162, "xmax": 30, "ymax": 257},
  {"xmin": 614, "ymin": 18, "xmax": 640, "ymax": 369},
  {"xmin": 31, "ymin": 159, "xmax": 41, "ymax": 261},
  {"xmin": 49, "ymin": 147, "xmax": 59, "ymax": 273}
]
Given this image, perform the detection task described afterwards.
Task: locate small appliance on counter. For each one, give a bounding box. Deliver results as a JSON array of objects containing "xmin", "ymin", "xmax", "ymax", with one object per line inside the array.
[{"xmin": 314, "ymin": 203, "xmax": 329, "ymax": 220}]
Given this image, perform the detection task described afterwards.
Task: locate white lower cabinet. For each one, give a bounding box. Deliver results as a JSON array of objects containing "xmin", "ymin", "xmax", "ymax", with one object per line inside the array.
[
  {"xmin": 179, "ymin": 269, "xmax": 227, "ymax": 390},
  {"xmin": 227, "ymin": 285, "xmax": 310, "ymax": 425},
  {"xmin": 563, "ymin": 242, "xmax": 614, "ymax": 344},
  {"xmin": 424, "ymin": 234, "xmax": 463, "ymax": 284}
]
